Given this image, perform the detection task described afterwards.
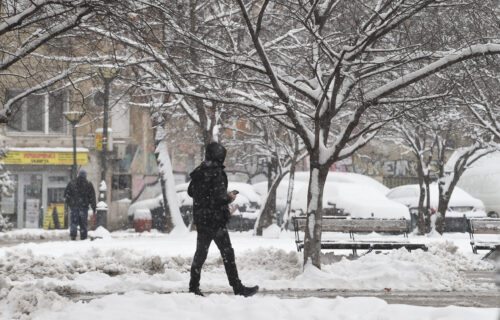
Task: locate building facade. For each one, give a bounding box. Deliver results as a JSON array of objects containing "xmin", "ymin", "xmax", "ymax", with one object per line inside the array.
[{"xmin": 0, "ymin": 87, "xmax": 166, "ymax": 230}]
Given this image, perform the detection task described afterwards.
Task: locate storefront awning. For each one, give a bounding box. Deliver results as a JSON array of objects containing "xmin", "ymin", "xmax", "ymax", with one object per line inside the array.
[{"xmin": 1, "ymin": 147, "xmax": 89, "ymax": 165}]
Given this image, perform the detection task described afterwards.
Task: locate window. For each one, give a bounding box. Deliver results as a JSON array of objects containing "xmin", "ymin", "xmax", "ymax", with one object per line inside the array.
[
  {"xmin": 111, "ymin": 174, "xmax": 132, "ymax": 201},
  {"xmin": 6, "ymin": 89, "xmax": 68, "ymax": 134},
  {"xmin": 387, "ymin": 186, "xmax": 419, "ymax": 199}
]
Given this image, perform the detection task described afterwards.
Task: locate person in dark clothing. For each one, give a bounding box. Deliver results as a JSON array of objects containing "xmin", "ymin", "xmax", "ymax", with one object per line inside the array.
[
  {"xmin": 51, "ymin": 204, "xmax": 61, "ymax": 229},
  {"xmin": 188, "ymin": 142, "xmax": 258, "ymax": 297},
  {"xmin": 64, "ymin": 170, "xmax": 96, "ymax": 240}
]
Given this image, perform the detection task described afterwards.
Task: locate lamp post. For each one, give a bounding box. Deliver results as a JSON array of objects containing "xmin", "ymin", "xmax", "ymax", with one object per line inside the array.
[
  {"xmin": 63, "ymin": 111, "xmax": 85, "ymax": 180},
  {"xmin": 96, "ymin": 66, "xmax": 118, "ymax": 229}
]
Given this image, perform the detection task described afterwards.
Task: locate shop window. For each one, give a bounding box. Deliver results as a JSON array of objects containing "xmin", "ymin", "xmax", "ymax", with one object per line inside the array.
[
  {"xmin": 5, "ymin": 89, "xmax": 68, "ymax": 134},
  {"xmin": 48, "ymin": 188, "xmax": 65, "ymax": 204},
  {"xmin": 112, "ymin": 174, "xmax": 131, "ymax": 201}
]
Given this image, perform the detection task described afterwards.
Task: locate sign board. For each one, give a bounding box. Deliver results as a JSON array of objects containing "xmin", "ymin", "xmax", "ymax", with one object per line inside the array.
[
  {"xmin": 0, "ymin": 151, "xmax": 88, "ymax": 165},
  {"xmin": 95, "ymin": 130, "xmax": 113, "ymax": 151},
  {"xmin": 43, "ymin": 204, "xmax": 65, "ymax": 230},
  {"xmin": 25, "ymin": 198, "xmax": 40, "ymax": 228}
]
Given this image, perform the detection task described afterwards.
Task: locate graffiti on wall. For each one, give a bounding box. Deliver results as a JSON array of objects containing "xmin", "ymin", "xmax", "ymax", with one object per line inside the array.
[{"xmin": 330, "ymin": 154, "xmax": 438, "ymax": 177}]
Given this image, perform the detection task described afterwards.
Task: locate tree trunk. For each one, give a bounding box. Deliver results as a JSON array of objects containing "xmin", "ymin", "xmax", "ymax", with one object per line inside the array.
[
  {"xmin": 435, "ymin": 191, "xmax": 450, "ymax": 234},
  {"xmin": 416, "ymin": 162, "xmax": 426, "ymax": 235},
  {"xmin": 436, "ymin": 175, "xmax": 462, "ymax": 234},
  {"xmin": 281, "ymin": 146, "xmax": 298, "ymax": 231},
  {"xmin": 152, "ymin": 117, "xmax": 174, "ymax": 232},
  {"xmin": 424, "ymin": 176, "xmax": 432, "ymax": 233},
  {"xmin": 256, "ymin": 172, "xmax": 285, "ymax": 235},
  {"xmin": 303, "ymin": 165, "xmax": 329, "ymax": 269},
  {"xmin": 158, "ymin": 171, "xmax": 174, "ymax": 231},
  {"xmin": 153, "ymin": 115, "xmax": 188, "ymax": 233},
  {"xmin": 255, "ymin": 157, "xmax": 279, "ymax": 235}
]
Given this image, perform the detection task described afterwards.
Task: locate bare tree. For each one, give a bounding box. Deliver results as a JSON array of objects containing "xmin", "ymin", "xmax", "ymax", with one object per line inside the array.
[
  {"xmin": 456, "ymin": 57, "xmax": 500, "ymax": 141},
  {"xmin": 65, "ymin": 1, "xmax": 500, "ymax": 267},
  {"xmin": 392, "ymin": 107, "xmax": 439, "ymax": 234},
  {"xmin": 158, "ymin": 0, "xmax": 500, "ymax": 268},
  {"xmin": 0, "ymin": 0, "xmax": 128, "ymax": 122},
  {"xmin": 434, "ymin": 137, "xmax": 495, "ymax": 234},
  {"xmin": 252, "ymin": 121, "xmax": 306, "ymax": 235}
]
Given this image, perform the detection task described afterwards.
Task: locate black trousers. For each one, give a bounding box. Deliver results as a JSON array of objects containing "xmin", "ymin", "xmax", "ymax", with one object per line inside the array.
[{"xmin": 189, "ymin": 226, "xmax": 240, "ymax": 290}]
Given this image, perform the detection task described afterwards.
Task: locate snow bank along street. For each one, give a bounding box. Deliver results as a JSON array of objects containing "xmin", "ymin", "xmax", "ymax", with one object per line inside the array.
[{"xmin": 0, "ymin": 229, "xmax": 498, "ymax": 319}]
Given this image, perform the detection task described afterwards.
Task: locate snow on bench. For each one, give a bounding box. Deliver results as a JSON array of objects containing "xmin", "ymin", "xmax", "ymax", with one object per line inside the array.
[
  {"xmin": 292, "ymin": 216, "xmax": 427, "ymax": 256},
  {"xmin": 467, "ymin": 218, "xmax": 500, "ymax": 259}
]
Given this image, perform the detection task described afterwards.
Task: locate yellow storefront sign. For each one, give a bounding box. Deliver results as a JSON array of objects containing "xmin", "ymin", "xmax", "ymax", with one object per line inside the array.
[
  {"xmin": 43, "ymin": 204, "xmax": 65, "ymax": 230},
  {"xmin": 1, "ymin": 151, "xmax": 88, "ymax": 165},
  {"xmin": 95, "ymin": 132, "xmax": 111, "ymax": 151}
]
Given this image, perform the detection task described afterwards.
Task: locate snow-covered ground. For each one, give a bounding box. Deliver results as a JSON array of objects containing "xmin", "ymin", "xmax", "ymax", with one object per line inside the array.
[
  {"xmin": 4, "ymin": 292, "xmax": 497, "ymax": 320},
  {"xmin": 0, "ymin": 227, "xmax": 498, "ymax": 319}
]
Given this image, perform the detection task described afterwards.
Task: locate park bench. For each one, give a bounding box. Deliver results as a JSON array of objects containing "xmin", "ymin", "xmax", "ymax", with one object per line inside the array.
[
  {"xmin": 467, "ymin": 218, "xmax": 500, "ymax": 259},
  {"xmin": 292, "ymin": 216, "xmax": 428, "ymax": 256}
]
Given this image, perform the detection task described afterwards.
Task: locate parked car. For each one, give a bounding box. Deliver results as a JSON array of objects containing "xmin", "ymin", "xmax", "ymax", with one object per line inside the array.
[
  {"xmin": 386, "ymin": 183, "xmax": 486, "ymax": 218},
  {"xmin": 456, "ymin": 152, "xmax": 500, "ymax": 218},
  {"xmin": 176, "ymin": 182, "xmax": 261, "ymax": 230},
  {"xmin": 254, "ymin": 172, "xmax": 409, "ymax": 220},
  {"xmin": 176, "ymin": 182, "xmax": 261, "ymax": 213},
  {"xmin": 279, "ymin": 171, "xmax": 390, "ymax": 194}
]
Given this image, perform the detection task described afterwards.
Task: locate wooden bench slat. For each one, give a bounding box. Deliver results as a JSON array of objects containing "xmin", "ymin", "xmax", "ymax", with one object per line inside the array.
[
  {"xmin": 469, "ymin": 218, "xmax": 500, "ymax": 233},
  {"xmin": 294, "ymin": 217, "xmax": 409, "ymax": 233},
  {"xmin": 296, "ymin": 241, "xmax": 427, "ymax": 251},
  {"xmin": 467, "ymin": 218, "xmax": 500, "ymax": 258},
  {"xmin": 292, "ymin": 216, "xmax": 426, "ymax": 254}
]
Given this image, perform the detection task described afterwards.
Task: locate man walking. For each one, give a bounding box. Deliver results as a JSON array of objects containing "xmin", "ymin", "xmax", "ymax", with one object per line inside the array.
[
  {"xmin": 64, "ymin": 170, "xmax": 96, "ymax": 240},
  {"xmin": 188, "ymin": 142, "xmax": 258, "ymax": 297}
]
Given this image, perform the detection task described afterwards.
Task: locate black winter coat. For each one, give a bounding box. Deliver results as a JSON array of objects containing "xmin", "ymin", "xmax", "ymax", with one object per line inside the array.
[
  {"xmin": 188, "ymin": 142, "xmax": 233, "ymax": 229},
  {"xmin": 64, "ymin": 176, "xmax": 97, "ymax": 212}
]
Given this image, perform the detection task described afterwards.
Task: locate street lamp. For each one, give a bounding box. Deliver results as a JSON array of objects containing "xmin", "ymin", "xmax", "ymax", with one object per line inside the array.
[
  {"xmin": 63, "ymin": 111, "xmax": 86, "ymax": 180},
  {"xmin": 96, "ymin": 66, "xmax": 118, "ymax": 229}
]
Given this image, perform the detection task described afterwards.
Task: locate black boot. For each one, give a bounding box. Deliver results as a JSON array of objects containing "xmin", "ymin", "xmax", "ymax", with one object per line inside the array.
[
  {"xmin": 233, "ymin": 284, "xmax": 259, "ymax": 297},
  {"xmin": 189, "ymin": 287, "xmax": 205, "ymax": 297}
]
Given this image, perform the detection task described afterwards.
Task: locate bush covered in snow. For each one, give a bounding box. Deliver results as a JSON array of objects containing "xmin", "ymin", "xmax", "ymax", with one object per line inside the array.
[{"xmin": 0, "ymin": 214, "xmax": 12, "ymax": 232}]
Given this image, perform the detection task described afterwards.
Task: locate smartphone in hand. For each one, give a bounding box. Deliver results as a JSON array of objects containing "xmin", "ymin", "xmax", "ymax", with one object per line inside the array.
[{"xmin": 231, "ymin": 190, "xmax": 239, "ymax": 195}]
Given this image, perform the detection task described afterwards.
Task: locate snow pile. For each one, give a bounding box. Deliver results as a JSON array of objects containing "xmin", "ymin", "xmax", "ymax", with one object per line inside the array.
[
  {"xmin": 109, "ymin": 229, "xmax": 165, "ymax": 238},
  {"xmin": 127, "ymin": 196, "xmax": 161, "ymax": 217},
  {"xmin": 0, "ymin": 240, "xmax": 493, "ymax": 297},
  {"xmin": 88, "ymin": 227, "xmax": 111, "ymax": 239},
  {"xmin": 134, "ymin": 209, "xmax": 152, "ymax": 220},
  {"xmin": 262, "ymin": 224, "xmax": 281, "ymax": 238},
  {"xmin": 2, "ymin": 285, "xmax": 69, "ymax": 320},
  {"xmin": 0, "ymin": 247, "xmax": 168, "ymax": 282},
  {"xmin": 1, "ymin": 291, "xmax": 497, "ymax": 320},
  {"xmin": 0, "ymin": 229, "xmax": 68, "ymax": 241},
  {"xmin": 293, "ymin": 241, "xmax": 494, "ymax": 291}
]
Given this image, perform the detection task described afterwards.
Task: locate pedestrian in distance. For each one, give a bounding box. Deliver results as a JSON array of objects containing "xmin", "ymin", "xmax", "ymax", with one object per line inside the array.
[
  {"xmin": 64, "ymin": 170, "xmax": 96, "ymax": 240},
  {"xmin": 188, "ymin": 142, "xmax": 259, "ymax": 297}
]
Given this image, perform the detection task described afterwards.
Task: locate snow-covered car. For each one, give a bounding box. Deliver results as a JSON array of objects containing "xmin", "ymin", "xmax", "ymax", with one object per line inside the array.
[
  {"xmin": 456, "ymin": 151, "xmax": 500, "ymax": 218},
  {"xmin": 176, "ymin": 182, "xmax": 261, "ymax": 214},
  {"xmin": 254, "ymin": 172, "xmax": 409, "ymax": 219},
  {"xmin": 295, "ymin": 171, "xmax": 390, "ymax": 195},
  {"xmin": 386, "ymin": 184, "xmax": 486, "ymax": 218},
  {"xmin": 176, "ymin": 182, "xmax": 261, "ymax": 230}
]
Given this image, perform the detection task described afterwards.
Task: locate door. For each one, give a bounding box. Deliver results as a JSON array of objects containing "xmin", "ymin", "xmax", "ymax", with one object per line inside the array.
[
  {"xmin": 22, "ymin": 174, "xmax": 43, "ymax": 228},
  {"xmin": 44, "ymin": 174, "xmax": 69, "ymax": 229}
]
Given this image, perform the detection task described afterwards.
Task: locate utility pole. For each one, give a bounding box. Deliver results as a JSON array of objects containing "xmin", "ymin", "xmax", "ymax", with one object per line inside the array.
[
  {"xmin": 96, "ymin": 67, "xmax": 117, "ymax": 229},
  {"xmin": 63, "ymin": 111, "xmax": 85, "ymax": 180}
]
